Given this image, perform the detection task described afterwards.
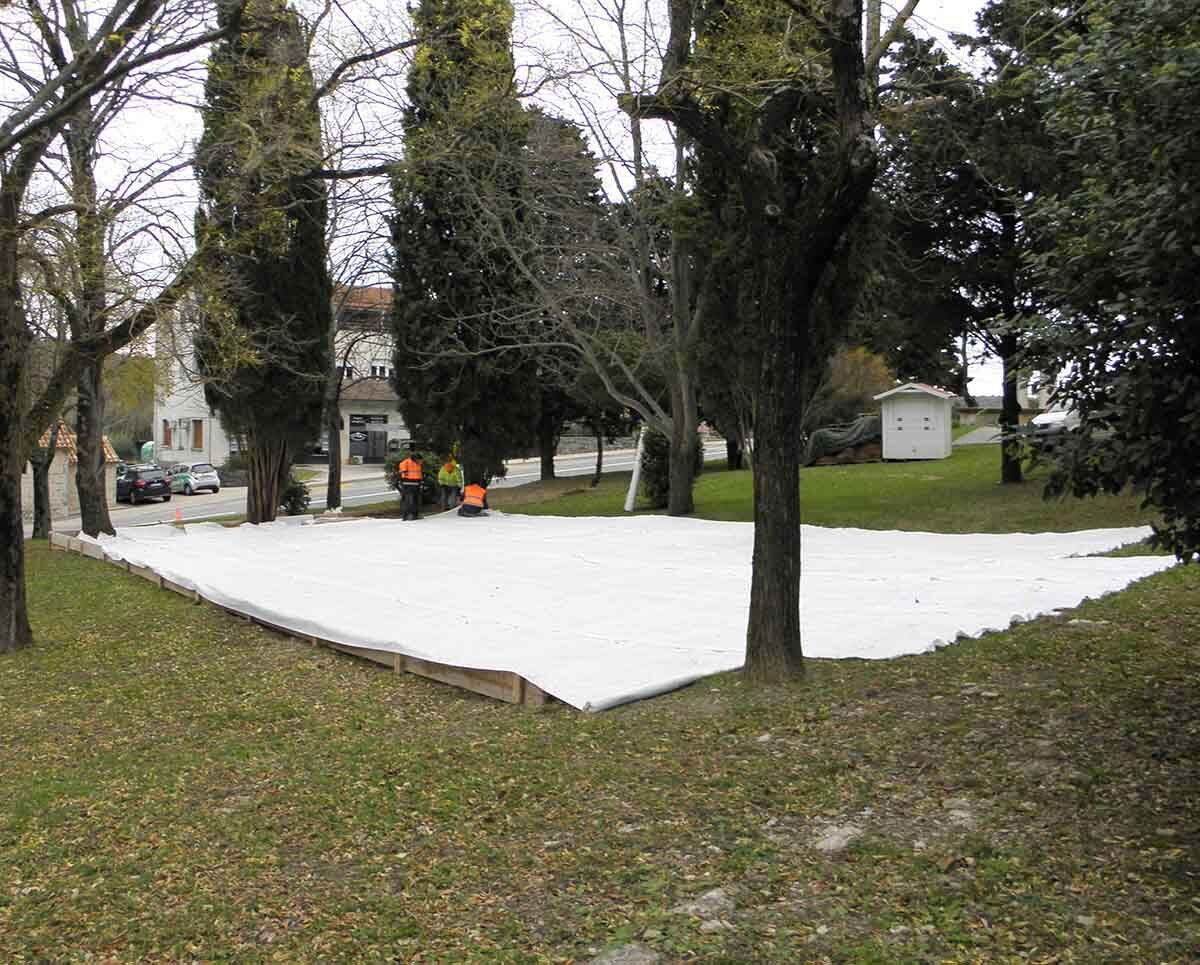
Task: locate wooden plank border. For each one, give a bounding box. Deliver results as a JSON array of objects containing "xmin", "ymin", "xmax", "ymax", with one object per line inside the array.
[{"xmin": 51, "ymin": 531, "xmax": 553, "ymax": 709}]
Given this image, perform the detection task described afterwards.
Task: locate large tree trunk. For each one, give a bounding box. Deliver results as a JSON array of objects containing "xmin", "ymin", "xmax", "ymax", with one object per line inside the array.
[
  {"xmin": 0, "ymin": 310, "xmax": 32, "ymax": 653},
  {"xmin": 246, "ymin": 437, "xmax": 289, "ymax": 523},
  {"xmin": 30, "ymin": 421, "xmax": 62, "ymax": 540},
  {"xmin": 0, "ymin": 456, "xmax": 31, "ymax": 655},
  {"xmin": 666, "ymin": 374, "xmax": 698, "ymax": 516},
  {"xmin": 999, "ymin": 331, "xmax": 1023, "ymax": 485},
  {"xmin": 325, "ymin": 406, "xmax": 342, "ymax": 510},
  {"xmin": 75, "ymin": 362, "xmax": 114, "ymax": 537},
  {"xmin": 67, "ymin": 103, "xmax": 115, "ymax": 538},
  {"xmin": 1, "ymin": 142, "xmax": 40, "ymax": 654},
  {"xmin": 744, "ymin": 241, "xmax": 806, "ymax": 682}
]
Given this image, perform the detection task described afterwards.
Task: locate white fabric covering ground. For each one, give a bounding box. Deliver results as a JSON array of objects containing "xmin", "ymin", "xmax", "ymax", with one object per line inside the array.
[{"xmin": 86, "ymin": 515, "xmax": 1173, "ymax": 711}]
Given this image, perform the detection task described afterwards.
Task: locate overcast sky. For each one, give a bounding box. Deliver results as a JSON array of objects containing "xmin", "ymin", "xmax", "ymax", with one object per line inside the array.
[{"xmin": 7, "ymin": 0, "xmax": 1000, "ymax": 390}]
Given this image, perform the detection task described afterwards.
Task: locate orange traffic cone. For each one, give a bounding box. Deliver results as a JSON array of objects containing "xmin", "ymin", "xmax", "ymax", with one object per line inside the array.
[{"xmin": 174, "ymin": 507, "xmax": 183, "ymax": 527}]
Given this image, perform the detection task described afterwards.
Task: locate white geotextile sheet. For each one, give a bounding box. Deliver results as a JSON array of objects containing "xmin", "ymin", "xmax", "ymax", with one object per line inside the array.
[{"xmin": 85, "ymin": 515, "xmax": 1174, "ymax": 711}]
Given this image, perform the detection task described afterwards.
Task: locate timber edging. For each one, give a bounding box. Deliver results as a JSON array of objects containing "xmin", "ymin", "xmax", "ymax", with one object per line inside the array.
[{"xmin": 50, "ymin": 530, "xmax": 551, "ymax": 709}]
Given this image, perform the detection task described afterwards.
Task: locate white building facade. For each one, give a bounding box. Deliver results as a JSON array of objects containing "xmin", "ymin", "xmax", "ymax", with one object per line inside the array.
[{"xmin": 154, "ymin": 287, "xmax": 405, "ymax": 467}]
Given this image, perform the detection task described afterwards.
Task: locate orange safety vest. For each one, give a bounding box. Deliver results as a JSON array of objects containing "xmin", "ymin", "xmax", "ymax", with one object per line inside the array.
[
  {"xmin": 398, "ymin": 457, "xmax": 423, "ymax": 482},
  {"xmin": 462, "ymin": 483, "xmax": 487, "ymax": 508}
]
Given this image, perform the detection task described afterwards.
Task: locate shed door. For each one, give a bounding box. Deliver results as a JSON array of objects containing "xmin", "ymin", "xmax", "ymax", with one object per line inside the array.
[{"xmin": 888, "ymin": 397, "xmax": 937, "ymax": 457}]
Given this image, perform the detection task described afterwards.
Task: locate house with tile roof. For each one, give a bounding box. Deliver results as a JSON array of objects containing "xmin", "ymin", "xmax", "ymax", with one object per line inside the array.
[
  {"xmin": 21, "ymin": 422, "xmax": 120, "ymax": 521},
  {"xmin": 154, "ymin": 286, "xmax": 408, "ymax": 468}
]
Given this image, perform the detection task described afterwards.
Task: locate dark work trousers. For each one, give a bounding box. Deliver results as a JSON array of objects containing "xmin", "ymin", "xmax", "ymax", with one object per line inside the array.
[
  {"xmin": 440, "ymin": 485, "xmax": 461, "ymax": 510},
  {"xmin": 400, "ymin": 481, "xmax": 422, "ymax": 520}
]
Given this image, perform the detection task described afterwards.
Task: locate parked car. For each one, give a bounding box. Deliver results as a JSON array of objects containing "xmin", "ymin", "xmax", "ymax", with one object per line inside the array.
[
  {"xmin": 1026, "ymin": 406, "xmax": 1081, "ymax": 455},
  {"xmin": 115, "ymin": 464, "xmax": 172, "ymax": 504},
  {"xmin": 169, "ymin": 461, "xmax": 221, "ymax": 495}
]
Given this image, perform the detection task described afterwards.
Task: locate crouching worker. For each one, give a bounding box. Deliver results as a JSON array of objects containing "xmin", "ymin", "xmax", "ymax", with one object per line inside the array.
[
  {"xmin": 397, "ymin": 445, "xmax": 424, "ymax": 521},
  {"xmin": 458, "ymin": 477, "xmax": 489, "ymax": 517}
]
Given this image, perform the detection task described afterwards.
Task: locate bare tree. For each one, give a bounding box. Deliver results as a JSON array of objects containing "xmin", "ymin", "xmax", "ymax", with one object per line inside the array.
[{"xmin": 1, "ymin": 0, "xmax": 232, "ymax": 653}]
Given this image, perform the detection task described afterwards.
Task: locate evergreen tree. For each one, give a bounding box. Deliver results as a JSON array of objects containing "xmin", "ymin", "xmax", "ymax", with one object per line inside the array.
[
  {"xmin": 390, "ymin": 0, "xmax": 538, "ymax": 481},
  {"xmin": 194, "ymin": 0, "xmax": 332, "ymax": 523},
  {"xmin": 874, "ymin": 13, "xmax": 1064, "ymax": 484},
  {"xmin": 1030, "ymin": 0, "xmax": 1200, "ymax": 559}
]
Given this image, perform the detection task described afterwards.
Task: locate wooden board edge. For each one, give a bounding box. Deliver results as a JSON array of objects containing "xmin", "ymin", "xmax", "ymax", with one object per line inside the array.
[
  {"xmin": 162, "ymin": 578, "xmax": 199, "ymax": 603},
  {"xmin": 48, "ymin": 545, "xmax": 557, "ymax": 709}
]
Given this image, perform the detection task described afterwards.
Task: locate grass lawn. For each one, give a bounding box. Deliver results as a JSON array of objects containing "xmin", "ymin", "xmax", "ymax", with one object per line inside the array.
[
  {"xmin": 5, "ymin": 447, "xmax": 1187, "ymax": 958},
  {"xmin": 351, "ymin": 444, "xmax": 1160, "ymax": 536},
  {"xmin": 3, "ymin": 540, "xmax": 1198, "ymax": 960}
]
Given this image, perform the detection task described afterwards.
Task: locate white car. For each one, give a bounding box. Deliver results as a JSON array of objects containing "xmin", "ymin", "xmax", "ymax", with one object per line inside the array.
[
  {"xmin": 169, "ymin": 461, "xmax": 221, "ymax": 495},
  {"xmin": 1030, "ymin": 407, "xmax": 1081, "ymax": 432}
]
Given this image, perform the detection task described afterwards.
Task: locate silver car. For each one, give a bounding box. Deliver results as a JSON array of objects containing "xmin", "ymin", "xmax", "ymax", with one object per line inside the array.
[{"xmin": 169, "ymin": 461, "xmax": 221, "ymax": 495}]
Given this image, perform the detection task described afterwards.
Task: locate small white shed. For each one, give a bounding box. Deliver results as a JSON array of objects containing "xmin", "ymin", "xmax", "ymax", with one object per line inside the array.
[{"xmin": 873, "ymin": 382, "xmax": 956, "ymax": 460}]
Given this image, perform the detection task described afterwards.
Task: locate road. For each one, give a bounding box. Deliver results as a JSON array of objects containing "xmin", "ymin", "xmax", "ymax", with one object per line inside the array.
[{"xmin": 46, "ymin": 442, "xmax": 727, "ymax": 533}]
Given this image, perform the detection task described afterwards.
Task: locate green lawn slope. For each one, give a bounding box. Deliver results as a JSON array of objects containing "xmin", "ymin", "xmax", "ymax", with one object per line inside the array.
[{"xmin": 4, "ymin": 446, "xmax": 1193, "ymax": 960}]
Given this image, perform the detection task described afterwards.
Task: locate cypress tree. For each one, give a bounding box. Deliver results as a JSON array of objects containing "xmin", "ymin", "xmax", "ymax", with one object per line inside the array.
[
  {"xmin": 194, "ymin": 0, "xmax": 332, "ymax": 522},
  {"xmin": 391, "ymin": 0, "xmax": 538, "ymax": 480}
]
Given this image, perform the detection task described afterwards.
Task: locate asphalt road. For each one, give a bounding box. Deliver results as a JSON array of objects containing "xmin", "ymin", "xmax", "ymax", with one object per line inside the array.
[{"xmin": 46, "ymin": 443, "xmax": 727, "ymax": 534}]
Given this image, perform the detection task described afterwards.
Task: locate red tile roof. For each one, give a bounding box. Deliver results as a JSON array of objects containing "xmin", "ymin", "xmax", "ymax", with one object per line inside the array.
[
  {"xmin": 35, "ymin": 421, "xmax": 120, "ymax": 464},
  {"xmin": 334, "ymin": 285, "xmax": 392, "ymax": 313}
]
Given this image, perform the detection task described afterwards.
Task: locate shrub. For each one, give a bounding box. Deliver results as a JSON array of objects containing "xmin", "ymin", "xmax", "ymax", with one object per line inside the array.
[
  {"xmin": 640, "ymin": 429, "xmax": 704, "ymax": 509},
  {"xmin": 279, "ymin": 473, "xmax": 311, "ymax": 516},
  {"xmin": 216, "ymin": 452, "xmax": 250, "ymax": 487}
]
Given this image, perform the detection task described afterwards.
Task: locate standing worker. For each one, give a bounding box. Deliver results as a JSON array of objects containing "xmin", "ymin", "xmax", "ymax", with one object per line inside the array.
[
  {"xmin": 397, "ymin": 444, "xmax": 424, "ymax": 521},
  {"xmin": 437, "ymin": 455, "xmax": 463, "ymax": 510},
  {"xmin": 458, "ymin": 475, "xmax": 489, "ymax": 517}
]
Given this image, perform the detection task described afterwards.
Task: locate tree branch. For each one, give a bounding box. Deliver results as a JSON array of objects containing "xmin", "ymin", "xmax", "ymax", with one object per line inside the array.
[{"xmin": 865, "ymin": 0, "xmax": 920, "ymax": 78}]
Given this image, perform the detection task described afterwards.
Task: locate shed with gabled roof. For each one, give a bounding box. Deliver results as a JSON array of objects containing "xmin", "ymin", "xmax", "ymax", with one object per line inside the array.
[
  {"xmin": 21, "ymin": 421, "xmax": 121, "ymax": 522},
  {"xmin": 872, "ymin": 382, "xmax": 955, "ymax": 460}
]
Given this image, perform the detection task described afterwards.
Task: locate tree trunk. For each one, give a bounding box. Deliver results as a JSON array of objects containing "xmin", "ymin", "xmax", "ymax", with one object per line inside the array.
[
  {"xmin": 538, "ymin": 403, "xmax": 557, "ymax": 481},
  {"xmin": 75, "ymin": 362, "xmax": 115, "ymax": 537},
  {"xmin": 1, "ymin": 144, "xmax": 39, "ymax": 654},
  {"xmin": 30, "ymin": 421, "xmax": 62, "ymax": 540},
  {"xmin": 666, "ymin": 374, "xmax": 698, "ymax": 516},
  {"xmin": 999, "ymin": 332, "xmax": 1023, "ymax": 485},
  {"xmin": 744, "ymin": 243, "xmax": 806, "ymax": 683},
  {"xmin": 246, "ymin": 437, "xmax": 289, "ymax": 523},
  {"xmin": 66, "ymin": 102, "xmax": 115, "ymax": 538},
  {"xmin": 726, "ymin": 434, "xmax": 744, "ymax": 470},
  {"xmin": 959, "ymin": 333, "xmax": 976, "ymax": 407},
  {"xmin": 591, "ymin": 422, "xmax": 603, "ymax": 487},
  {"xmin": 325, "ymin": 407, "xmax": 342, "ymax": 510}
]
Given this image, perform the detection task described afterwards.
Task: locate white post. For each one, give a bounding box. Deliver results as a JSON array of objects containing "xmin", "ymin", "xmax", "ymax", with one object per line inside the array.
[{"xmin": 623, "ymin": 427, "xmax": 646, "ymax": 512}]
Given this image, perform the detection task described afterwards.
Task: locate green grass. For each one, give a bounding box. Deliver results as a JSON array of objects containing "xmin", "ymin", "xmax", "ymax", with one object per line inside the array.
[
  {"xmin": 3, "ymin": 542, "xmax": 1198, "ymax": 960},
  {"xmin": 329, "ymin": 443, "xmax": 1158, "ymax": 535},
  {"xmin": 483, "ymin": 445, "xmax": 1158, "ymax": 534}
]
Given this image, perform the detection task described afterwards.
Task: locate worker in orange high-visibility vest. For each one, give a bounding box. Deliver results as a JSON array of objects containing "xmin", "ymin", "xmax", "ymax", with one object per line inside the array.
[
  {"xmin": 397, "ymin": 445, "xmax": 424, "ymax": 521},
  {"xmin": 457, "ymin": 475, "xmax": 489, "ymax": 517}
]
